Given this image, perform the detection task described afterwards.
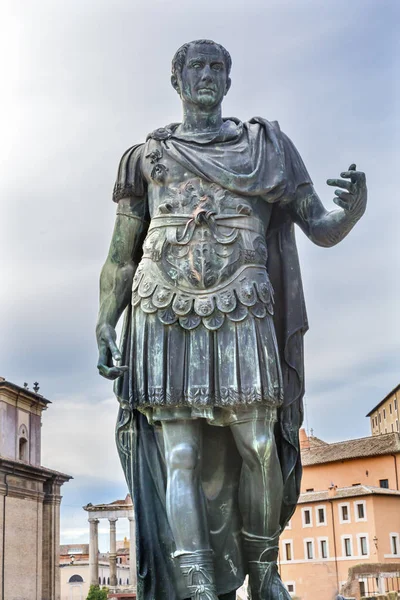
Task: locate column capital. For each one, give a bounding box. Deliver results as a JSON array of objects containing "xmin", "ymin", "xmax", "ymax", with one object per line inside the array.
[
  {"xmin": 128, "ymin": 516, "xmax": 135, "ymax": 522},
  {"xmin": 88, "ymin": 517, "xmax": 99, "ymax": 523},
  {"xmin": 108, "ymin": 517, "xmax": 118, "ymax": 523}
]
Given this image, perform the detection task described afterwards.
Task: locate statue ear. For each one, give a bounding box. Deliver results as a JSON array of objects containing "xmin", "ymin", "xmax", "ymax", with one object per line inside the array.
[
  {"xmin": 224, "ymin": 77, "xmax": 232, "ymax": 96},
  {"xmin": 171, "ymin": 75, "xmax": 180, "ymax": 94}
]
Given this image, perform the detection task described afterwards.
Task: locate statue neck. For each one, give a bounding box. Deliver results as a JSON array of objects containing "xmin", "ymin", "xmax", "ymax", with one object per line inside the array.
[{"xmin": 179, "ymin": 103, "xmax": 223, "ymax": 135}]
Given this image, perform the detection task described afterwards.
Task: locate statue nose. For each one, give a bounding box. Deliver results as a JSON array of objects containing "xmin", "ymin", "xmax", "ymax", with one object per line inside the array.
[{"xmin": 200, "ymin": 66, "xmax": 212, "ymax": 81}]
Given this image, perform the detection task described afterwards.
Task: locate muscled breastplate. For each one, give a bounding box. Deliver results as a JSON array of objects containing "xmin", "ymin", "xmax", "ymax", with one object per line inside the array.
[{"xmin": 132, "ymin": 145, "xmax": 274, "ymax": 330}]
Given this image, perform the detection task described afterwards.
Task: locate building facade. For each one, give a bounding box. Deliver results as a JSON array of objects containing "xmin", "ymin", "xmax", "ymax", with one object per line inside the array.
[
  {"xmin": 367, "ymin": 384, "xmax": 400, "ymax": 436},
  {"xmin": 0, "ymin": 378, "xmax": 72, "ymax": 600},
  {"xmin": 60, "ymin": 544, "xmax": 130, "ymax": 600},
  {"xmin": 279, "ymin": 429, "xmax": 400, "ymax": 599}
]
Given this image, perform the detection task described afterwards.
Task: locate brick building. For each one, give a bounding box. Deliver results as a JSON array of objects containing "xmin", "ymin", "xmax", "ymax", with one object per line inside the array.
[
  {"xmin": 0, "ymin": 378, "xmax": 72, "ymax": 600},
  {"xmin": 279, "ymin": 429, "xmax": 400, "ymax": 599}
]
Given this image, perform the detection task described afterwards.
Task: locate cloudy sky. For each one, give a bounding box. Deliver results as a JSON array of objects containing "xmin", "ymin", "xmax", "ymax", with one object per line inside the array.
[{"xmin": 1, "ymin": 0, "xmax": 399, "ymax": 549}]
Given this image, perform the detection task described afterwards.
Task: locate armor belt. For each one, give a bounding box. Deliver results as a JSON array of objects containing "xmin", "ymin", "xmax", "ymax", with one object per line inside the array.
[{"xmin": 132, "ymin": 212, "xmax": 274, "ymax": 331}]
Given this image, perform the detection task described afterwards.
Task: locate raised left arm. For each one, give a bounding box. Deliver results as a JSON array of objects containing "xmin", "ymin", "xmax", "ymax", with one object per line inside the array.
[{"xmin": 287, "ymin": 164, "xmax": 367, "ymax": 247}]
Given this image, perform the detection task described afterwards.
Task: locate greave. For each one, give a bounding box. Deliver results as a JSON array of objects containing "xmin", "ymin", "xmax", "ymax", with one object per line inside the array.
[
  {"xmin": 176, "ymin": 549, "xmax": 219, "ymax": 600},
  {"xmin": 243, "ymin": 530, "xmax": 291, "ymax": 600}
]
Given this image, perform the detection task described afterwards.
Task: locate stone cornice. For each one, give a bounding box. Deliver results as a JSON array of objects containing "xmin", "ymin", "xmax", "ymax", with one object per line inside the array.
[{"xmin": 0, "ymin": 457, "xmax": 72, "ymax": 484}]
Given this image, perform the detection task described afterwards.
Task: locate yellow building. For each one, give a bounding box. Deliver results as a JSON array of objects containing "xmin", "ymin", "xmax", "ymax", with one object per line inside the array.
[
  {"xmin": 0, "ymin": 378, "xmax": 72, "ymax": 600},
  {"xmin": 367, "ymin": 383, "xmax": 400, "ymax": 436}
]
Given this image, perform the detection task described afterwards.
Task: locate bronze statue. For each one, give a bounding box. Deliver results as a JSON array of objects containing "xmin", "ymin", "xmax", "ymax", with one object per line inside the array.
[{"xmin": 96, "ymin": 40, "xmax": 367, "ymax": 600}]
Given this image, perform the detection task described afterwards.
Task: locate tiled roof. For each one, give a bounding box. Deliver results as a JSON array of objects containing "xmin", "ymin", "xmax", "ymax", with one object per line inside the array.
[
  {"xmin": 299, "ymin": 485, "xmax": 400, "ymax": 504},
  {"xmin": 366, "ymin": 383, "xmax": 400, "ymax": 416},
  {"xmin": 301, "ymin": 432, "xmax": 400, "ymax": 466}
]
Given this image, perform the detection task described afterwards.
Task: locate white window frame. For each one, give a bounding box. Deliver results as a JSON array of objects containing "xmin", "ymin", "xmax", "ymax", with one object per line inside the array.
[
  {"xmin": 304, "ymin": 537, "xmax": 315, "ymax": 560},
  {"xmin": 341, "ymin": 535, "xmax": 353, "ymax": 558},
  {"xmin": 302, "ymin": 507, "xmax": 313, "ymax": 528},
  {"xmin": 391, "ymin": 533, "xmax": 399, "ymax": 556},
  {"xmin": 338, "ymin": 502, "xmax": 351, "ymax": 524},
  {"xmin": 317, "ymin": 536, "xmax": 329, "ymax": 559},
  {"xmin": 285, "ymin": 581, "xmax": 296, "ymax": 596},
  {"xmin": 282, "ymin": 539, "xmax": 294, "ymax": 562},
  {"xmin": 285, "ymin": 519, "xmax": 292, "ymax": 530},
  {"xmin": 315, "ymin": 504, "xmax": 327, "ymax": 526},
  {"xmin": 354, "ymin": 500, "xmax": 367, "ymax": 522},
  {"xmin": 356, "ymin": 533, "xmax": 369, "ymax": 557}
]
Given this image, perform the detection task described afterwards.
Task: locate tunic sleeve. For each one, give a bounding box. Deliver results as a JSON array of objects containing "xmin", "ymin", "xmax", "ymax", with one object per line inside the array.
[{"xmin": 112, "ymin": 144, "xmax": 147, "ymax": 203}]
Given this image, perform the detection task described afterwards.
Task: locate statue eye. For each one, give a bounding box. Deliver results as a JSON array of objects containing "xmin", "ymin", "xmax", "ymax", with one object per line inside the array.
[
  {"xmin": 212, "ymin": 64, "xmax": 223, "ymax": 71},
  {"xmin": 192, "ymin": 62, "xmax": 202, "ymax": 69}
]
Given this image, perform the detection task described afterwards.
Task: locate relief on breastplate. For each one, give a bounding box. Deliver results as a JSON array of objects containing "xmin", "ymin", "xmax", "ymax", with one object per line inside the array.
[{"xmin": 143, "ymin": 178, "xmax": 267, "ymax": 290}]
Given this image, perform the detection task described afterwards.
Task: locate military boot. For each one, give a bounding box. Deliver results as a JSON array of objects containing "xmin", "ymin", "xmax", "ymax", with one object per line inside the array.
[
  {"xmin": 243, "ymin": 530, "xmax": 291, "ymax": 600},
  {"xmin": 177, "ymin": 549, "xmax": 219, "ymax": 600}
]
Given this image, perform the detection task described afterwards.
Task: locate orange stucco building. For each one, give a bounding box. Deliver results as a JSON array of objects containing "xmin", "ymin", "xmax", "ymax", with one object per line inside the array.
[{"xmin": 279, "ymin": 430, "xmax": 400, "ymax": 599}]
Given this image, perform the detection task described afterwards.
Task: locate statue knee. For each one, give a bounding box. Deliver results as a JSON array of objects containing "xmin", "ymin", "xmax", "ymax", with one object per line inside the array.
[
  {"xmin": 241, "ymin": 433, "xmax": 274, "ymax": 469},
  {"xmin": 167, "ymin": 442, "xmax": 200, "ymax": 472}
]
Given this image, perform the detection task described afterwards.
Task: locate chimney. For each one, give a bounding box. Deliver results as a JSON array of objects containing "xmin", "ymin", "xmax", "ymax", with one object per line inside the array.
[
  {"xmin": 299, "ymin": 428, "xmax": 310, "ymax": 450},
  {"xmin": 328, "ymin": 482, "xmax": 337, "ymax": 498}
]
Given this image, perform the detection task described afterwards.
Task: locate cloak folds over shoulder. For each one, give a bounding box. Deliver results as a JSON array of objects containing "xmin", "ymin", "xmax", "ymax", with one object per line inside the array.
[{"xmin": 114, "ymin": 118, "xmax": 310, "ymax": 600}]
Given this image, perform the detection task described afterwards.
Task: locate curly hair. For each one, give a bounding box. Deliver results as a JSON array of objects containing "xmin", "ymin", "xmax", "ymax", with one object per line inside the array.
[{"xmin": 171, "ymin": 39, "xmax": 232, "ymax": 79}]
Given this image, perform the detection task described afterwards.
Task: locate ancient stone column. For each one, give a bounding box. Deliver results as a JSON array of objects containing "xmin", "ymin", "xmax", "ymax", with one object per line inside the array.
[
  {"xmin": 128, "ymin": 515, "xmax": 137, "ymax": 587},
  {"xmin": 89, "ymin": 518, "xmax": 99, "ymax": 585},
  {"xmin": 109, "ymin": 517, "xmax": 118, "ymax": 586}
]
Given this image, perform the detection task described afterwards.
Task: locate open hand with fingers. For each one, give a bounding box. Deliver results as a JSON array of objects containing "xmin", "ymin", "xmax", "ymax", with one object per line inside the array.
[
  {"xmin": 96, "ymin": 323, "xmax": 129, "ymax": 380},
  {"xmin": 327, "ymin": 164, "xmax": 367, "ymax": 219}
]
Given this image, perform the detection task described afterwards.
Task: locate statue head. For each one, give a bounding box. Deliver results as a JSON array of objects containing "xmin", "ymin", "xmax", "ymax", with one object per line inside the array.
[{"xmin": 171, "ymin": 40, "xmax": 232, "ymax": 109}]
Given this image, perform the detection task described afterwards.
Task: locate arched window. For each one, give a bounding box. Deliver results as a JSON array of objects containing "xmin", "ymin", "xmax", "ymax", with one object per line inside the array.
[
  {"xmin": 18, "ymin": 425, "xmax": 29, "ymax": 462},
  {"xmin": 119, "ymin": 578, "xmax": 122, "ymax": 585},
  {"xmin": 98, "ymin": 577, "xmax": 101, "ymax": 584},
  {"xmin": 127, "ymin": 578, "xmax": 129, "ymax": 585},
  {"xmin": 107, "ymin": 577, "xmax": 110, "ymax": 585},
  {"xmin": 103, "ymin": 577, "xmax": 106, "ymax": 585},
  {"xmin": 69, "ymin": 574, "xmax": 84, "ymax": 583}
]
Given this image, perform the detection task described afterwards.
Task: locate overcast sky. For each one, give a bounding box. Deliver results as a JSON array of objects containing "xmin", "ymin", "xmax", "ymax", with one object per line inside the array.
[{"xmin": 1, "ymin": 0, "xmax": 399, "ymax": 549}]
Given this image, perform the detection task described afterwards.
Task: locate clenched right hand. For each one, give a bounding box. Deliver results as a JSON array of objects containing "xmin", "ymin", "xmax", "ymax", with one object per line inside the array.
[{"xmin": 96, "ymin": 323, "xmax": 129, "ymax": 380}]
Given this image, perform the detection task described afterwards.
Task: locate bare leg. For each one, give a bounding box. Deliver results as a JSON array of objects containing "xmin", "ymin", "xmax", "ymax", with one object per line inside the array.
[
  {"xmin": 230, "ymin": 414, "xmax": 282, "ymax": 536},
  {"xmin": 230, "ymin": 411, "xmax": 290, "ymax": 599},
  {"xmin": 162, "ymin": 419, "xmax": 209, "ymax": 551},
  {"xmin": 162, "ymin": 419, "xmax": 218, "ymax": 600}
]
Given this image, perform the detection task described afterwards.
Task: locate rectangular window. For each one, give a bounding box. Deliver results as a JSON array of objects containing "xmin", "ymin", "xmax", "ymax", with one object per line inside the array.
[
  {"xmin": 383, "ymin": 408, "xmax": 386, "ymax": 419},
  {"xmin": 302, "ymin": 507, "xmax": 312, "ymax": 527},
  {"xmin": 380, "ymin": 479, "xmax": 389, "ymax": 489},
  {"xmin": 392, "ymin": 535, "xmax": 398, "ymax": 555},
  {"xmin": 344, "ymin": 537, "xmax": 352, "ymax": 557},
  {"xmin": 320, "ymin": 539, "xmax": 328, "ymax": 558},
  {"xmin": 395, "ymin": 398, "xmax": 398, "ymax": 410},
  {"xmin": 316, "ymin": 505, "xmax": 326, "ymax": 525},
  {"xmin": 306, "ymin": 488, "xmax": 314, "ymax": 492},
  {"xmin": 286, "ymin": 583, "xmax": 295, "ymax": 594},
  {"xmin": 390, "ymin": 403, "xmax": 393, "ymax": 414},
  {"xmin": 355, "ymin": 502, "xmax": 366, "ymax": 521},
  {"xmin": 379, "ymin": 413, "xmax": 381, "ymax": 423},
  {"xmin": 306, "ymin": 541, "xmax": 313, "ymax": 559},
  {"xmin": 397, "ymin": 420, "xmax": 399, "ymax": 432},
  {"xmin": 284, "ymin": 542, "xmax": 292, "ymax": 561},
  {"xmin": 340, "ymin": 504, "xmax": 350, "ymax": 522},
  {"xmin": 360, "ymin": 536, "xmax": 368, "ymax": 556}
]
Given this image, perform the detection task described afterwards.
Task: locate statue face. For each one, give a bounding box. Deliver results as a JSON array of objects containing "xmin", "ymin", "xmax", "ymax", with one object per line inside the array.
[{"xmin": 178, "ymin": 43, "xmax": 230, "ymax": 109}]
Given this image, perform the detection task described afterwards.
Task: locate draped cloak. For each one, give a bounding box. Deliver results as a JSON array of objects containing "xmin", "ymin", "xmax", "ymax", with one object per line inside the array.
[{"xmin": 113, "ymin": 118, "xmax": 310, "ymax": 599}]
